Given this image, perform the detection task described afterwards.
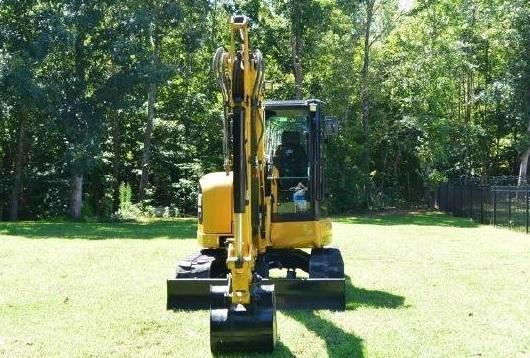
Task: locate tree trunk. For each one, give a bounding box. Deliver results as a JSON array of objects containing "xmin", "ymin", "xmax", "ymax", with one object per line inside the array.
[
  {"xmin": 69, "ymin": 19, "xmax": 88, "ymax": 220},
  {"xmin": 138, "ymin": 22, "xmax": 160, "ymax": 202},
  {"xmin": 291, "ymin": 33, "xmax": 303, "ymax": 99},
  {"xmin": 290, "ymin": 1, "xmax": 303, "ymax": 100},
  {"xmin": 458, "ymin": 75, "xmax": 462, "ymax": 122},
  {"xmin": 360, "ymin": 0, "xmax": 375, "ymax": 206},
  {"xmin": 518, "ymin": 120, "xmax": 530, "ymax": 186},
  {"xmin": 9, "ymin": 117, "xmax": 26, "ymax": 221},
  {"xmin": 111, "ymin": 114, "xmax": 121, "ymax": 209},
  {"xmin": 70, "ymin": 173, "xmax": 83, "ymax": 219},
  {"xmin": 518, "ymin": 148, "xmax": 530, "ymax": 186},
  {"xmin": 361, "ymin": 0, "xmax": 375, "ymax": 153}
]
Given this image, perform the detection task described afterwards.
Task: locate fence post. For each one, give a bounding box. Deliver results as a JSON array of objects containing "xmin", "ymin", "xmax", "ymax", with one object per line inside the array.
[
  {"xmin": 469, "ymin": 185, "xmax": 473, "ymax": 218},
  {"xmin": 445, "ymin": 185, "xmax": 448, "ymax": 210},
  {"xmin": 460, "ymin": 184, "xmax": 466, "ymax": 216},
  {"xmin": 491, "ymin": 186, "xmax": 497, "ymax": 226},
  {"xmin": 508, "ymin": 186, "xmax": 512, "ymax": 227},
  {"xmin": 526, "ymin": 186, "xmax": 529, "ymax": 234},
  {"xmin": 451, "ymin": 185, "xmax": 456, "ymax": 215},
  {"xmin": 480, "ymin": 186, "xmax": 484, "ymax": 224},
  {"xmin": 525, "ymin": 185, "xmax": 528, "ymax": 234}
]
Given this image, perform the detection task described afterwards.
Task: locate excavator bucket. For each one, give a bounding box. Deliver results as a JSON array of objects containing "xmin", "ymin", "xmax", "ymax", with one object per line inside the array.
[
  {"xmin": 210, "ymin": 284, "xmax": 277, "ymax": 353},
  {"xmin": 167, "ymin": 277, "xmax": 345, "ymax": 311}
]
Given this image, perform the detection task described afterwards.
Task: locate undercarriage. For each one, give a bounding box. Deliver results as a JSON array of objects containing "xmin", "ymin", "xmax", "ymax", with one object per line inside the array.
[{"xmin": 167, "ymin": 247, "xmax": 345, "ymax": 311}]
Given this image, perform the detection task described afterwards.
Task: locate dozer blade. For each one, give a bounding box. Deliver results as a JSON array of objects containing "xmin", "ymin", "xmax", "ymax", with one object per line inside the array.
[
  {"xmin": 210, "ymin": 284, "xmax": 277, "ymax": 353},
  {"xmin": 166, "ymin": 278, "xmax": 226, "ymax": 310},
  {"xmin": 167, "ymin": 277, "xmax": 345, "ymax": 310},
  {"xmin": 272, "ymin": 278, "xmax": 345, "ymax": 310}
]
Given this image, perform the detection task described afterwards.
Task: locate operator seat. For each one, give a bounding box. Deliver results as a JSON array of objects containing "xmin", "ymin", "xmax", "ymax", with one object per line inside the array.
[{"xmin": 273, "ymin": 130, "xmax": 308, "ymax": 178}]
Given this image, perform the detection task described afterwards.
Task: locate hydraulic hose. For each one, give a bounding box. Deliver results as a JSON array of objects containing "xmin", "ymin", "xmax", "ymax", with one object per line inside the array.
[
  {"xmin": 252, "ymin": 50, "xmax": 265, "ymax": 151},
  {"xmin": 212, "ymin": 47, "xmax": 232, "ymax": 173}
]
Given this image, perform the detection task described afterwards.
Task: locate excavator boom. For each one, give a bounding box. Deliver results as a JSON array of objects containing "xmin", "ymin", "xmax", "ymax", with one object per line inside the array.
[{"xmin": 207, "ymin": 15, "xmax": 277, "ymax": 352}]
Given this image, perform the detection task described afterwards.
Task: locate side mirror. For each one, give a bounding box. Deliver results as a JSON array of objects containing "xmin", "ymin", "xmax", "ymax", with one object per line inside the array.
[{"xmin": 324, "ymin": 116, "xmax": 339, "ymax": 137}]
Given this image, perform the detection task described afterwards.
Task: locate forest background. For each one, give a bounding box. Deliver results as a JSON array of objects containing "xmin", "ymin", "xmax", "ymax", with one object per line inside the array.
[{"xmin": 1, "ymin": 0, "xmax": 529, "ymax": 220}]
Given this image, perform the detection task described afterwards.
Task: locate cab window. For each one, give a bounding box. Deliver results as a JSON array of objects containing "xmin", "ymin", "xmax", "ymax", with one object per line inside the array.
[{"xmin": 265, "ymin": 109, "xmax": 311, "ymax": 217}]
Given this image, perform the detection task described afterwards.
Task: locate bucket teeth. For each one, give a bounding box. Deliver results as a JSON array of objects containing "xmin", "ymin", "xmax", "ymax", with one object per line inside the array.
[{"xmin": 210, "ymin": 284, "xmax": 278, "ymax": 353}]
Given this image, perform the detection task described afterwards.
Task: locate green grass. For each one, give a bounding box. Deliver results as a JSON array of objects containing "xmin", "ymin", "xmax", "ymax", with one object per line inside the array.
[{"xmin": 1, "ymin": 212, "xmax": 529, "ymax": 357}]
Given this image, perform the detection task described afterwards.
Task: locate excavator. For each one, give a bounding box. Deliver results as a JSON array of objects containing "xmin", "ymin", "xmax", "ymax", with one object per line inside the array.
[{"xmin": 166, "ymin": 15, "xmax": 344, "ymax": 352}]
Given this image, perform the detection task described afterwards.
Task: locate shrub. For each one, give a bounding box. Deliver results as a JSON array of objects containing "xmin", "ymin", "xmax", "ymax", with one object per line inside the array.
[{"xmin": 114, "ymin": 183, "xmax": 143, "ymax": 221}]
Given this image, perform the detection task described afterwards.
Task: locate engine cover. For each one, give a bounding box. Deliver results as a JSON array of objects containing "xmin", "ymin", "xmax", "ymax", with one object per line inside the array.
[{"xmin": 197, "ymin": 172, "xmax": 233, "ymax": 248}]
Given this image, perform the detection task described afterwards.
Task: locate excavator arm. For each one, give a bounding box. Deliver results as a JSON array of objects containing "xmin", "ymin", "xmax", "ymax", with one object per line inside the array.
[
  {"xmin": 209, "ymin": 15, "xmax": 277, "ymax": 352},
  {"xmin": 212, "ymin": 14, "xmax": 264, "ymax": 306}
]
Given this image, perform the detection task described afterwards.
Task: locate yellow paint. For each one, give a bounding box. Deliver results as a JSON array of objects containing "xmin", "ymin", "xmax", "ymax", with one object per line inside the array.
[
  {"xmin": 197, "ymin": 227, "xmax": 223, "ymax": 248},
  {"xmin": 271, "ymin": 219, "xmax": 333, "ymax": 248},
  {"xmin": 225, "ymin": 15, "xmax": 262, "ymax": 305},
  {"xmin": 198, "ymin": 15, "xmax": 336, "ymax": 308},
  {"xmin": 199, "ymin": 172, "xmax": 232, "ymax": 235},
  {"xmin": 226, "ymin": 243, "xmax": 254, "ymax": 304}
]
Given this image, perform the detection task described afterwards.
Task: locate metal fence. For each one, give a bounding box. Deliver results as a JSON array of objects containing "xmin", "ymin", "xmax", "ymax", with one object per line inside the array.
[{"xmin": 435, "ymin": 180, "xmax": 530, "ymax": 233}]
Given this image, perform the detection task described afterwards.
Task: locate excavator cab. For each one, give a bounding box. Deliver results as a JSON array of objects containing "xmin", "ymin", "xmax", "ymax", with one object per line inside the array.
[
  {"xmin": 264, "ymin": 100, "xmax": 336, "ymax": 249},
  {"xmin": 266, "ymin": 99, "xmax": 325, "ymax": 220}
]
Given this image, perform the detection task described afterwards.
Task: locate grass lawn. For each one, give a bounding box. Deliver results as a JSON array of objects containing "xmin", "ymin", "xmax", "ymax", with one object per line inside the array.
[{"xmin": 1, "ymin": 212, "xmax": 529, "ymax": 357}]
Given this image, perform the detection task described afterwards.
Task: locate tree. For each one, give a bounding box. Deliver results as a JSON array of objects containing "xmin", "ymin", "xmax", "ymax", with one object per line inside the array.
[
  {"xmin": 0, "ymin": 0, "xmax": 56, "ymax": 220},
  {"xmin": 513, "ymin": 1, "xmax": 530, "ymax": 185},
  {"xmin": 138, "ymin": 5, "xmax": 162, "ymax": 202}
]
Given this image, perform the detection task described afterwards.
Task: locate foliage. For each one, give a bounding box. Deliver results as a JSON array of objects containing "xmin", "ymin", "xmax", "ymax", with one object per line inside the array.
[
  {"xmin": 1, "ymin": 0, "xmax": 530, "ymax": 218},
  {"xmin": 119, "ymin": 183, "xmax": 133, "ymax": 212},
  {"xmin": 114, "ymin": 182, "xmax": 144, "ymax": 221}
]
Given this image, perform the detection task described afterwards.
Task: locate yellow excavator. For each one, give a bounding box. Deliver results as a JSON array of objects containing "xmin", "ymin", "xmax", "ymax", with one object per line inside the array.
[{"xmin": 167, "ymin": 15, "xmax": 344, "ymax": 352}]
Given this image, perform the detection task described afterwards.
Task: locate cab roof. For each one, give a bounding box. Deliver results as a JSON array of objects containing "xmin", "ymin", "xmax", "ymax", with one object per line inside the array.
[{"xmin": 264, "ymin": 99, "xmax": 324, "ymax": 108}]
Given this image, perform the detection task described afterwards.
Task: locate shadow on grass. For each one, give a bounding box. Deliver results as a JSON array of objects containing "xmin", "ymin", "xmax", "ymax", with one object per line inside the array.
[
  {"xmin": 211, "ymin": 341, "xmax": 296, "ymax": 358},
  {"xmin": 205, "ymin": 275, "xmax": 404, "ymax": 357},
  {"xmin": 269, "ymin": 341, "xmax": 296, "ymax": 358},
  {"xmin": 283, "ymin": 310, "xmax": 364, "ymax": 357},
  {"xmin": 345, "ymin": 276, "xmax": 404, "ymax": 310},
  {"xmin": 334, "ymin": 211, "xmax": 478, "ymax": 228},
  {"xmin": 283, "ymin": 276, "xmax": 405, "ymax": 357},
  {"xmin": 0, "ymin": 219, "xmax": 197, "ymax": 240}
]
